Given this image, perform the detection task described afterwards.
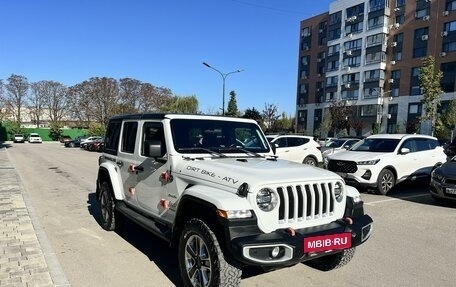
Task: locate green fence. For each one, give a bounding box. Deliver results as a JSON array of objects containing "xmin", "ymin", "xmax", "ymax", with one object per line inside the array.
[{"xmin": 0, "ymin": 127, "xmax": 88, "ymax": 142}]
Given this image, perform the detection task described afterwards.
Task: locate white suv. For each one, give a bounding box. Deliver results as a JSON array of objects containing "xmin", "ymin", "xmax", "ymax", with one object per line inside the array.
[
  {"xmin": 266, "ymin": 135, "xmax": 322, "ymax": 166},
  {"xmin": 327, "ymin": 134, "xmax": 447, "ymax": 195}
]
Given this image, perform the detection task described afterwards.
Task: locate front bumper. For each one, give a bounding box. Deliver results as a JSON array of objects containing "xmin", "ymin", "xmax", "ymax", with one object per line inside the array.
[
  {"xmin": 430, "ymin": 178, "xmax": 456, "ymax": 201},
  {"xmin": 229, "ymin": 214, "xmax": 373, "ymax": 266}
]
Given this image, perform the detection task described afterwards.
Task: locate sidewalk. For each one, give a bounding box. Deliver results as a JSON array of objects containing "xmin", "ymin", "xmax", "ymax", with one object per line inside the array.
[{"xmin": 0, "ymin": 145, "xmax": 70, "ymax": 287}]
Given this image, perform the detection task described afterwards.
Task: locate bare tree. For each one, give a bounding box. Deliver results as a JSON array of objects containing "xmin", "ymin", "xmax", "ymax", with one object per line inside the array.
[
  {"xmin": 119, "ymin": 78, "xmax": 142, "ymax": 113},
  {"xmin": 5, "ymin": 74, "xmax": 29, "ymax": 124},
  {"xmin": 262, "ymin": 103, "xmax": 280, "ymax": 132},
  {"xmin": 138, "ymin": 84, "xmax": 173, "ymax": 112},
  {"xmin": 29, "ymin": 81, "xmax": 46, "ymax": 127}
]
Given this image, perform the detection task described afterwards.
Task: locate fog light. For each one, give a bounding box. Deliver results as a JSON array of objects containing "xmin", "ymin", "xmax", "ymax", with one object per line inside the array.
[
  {"xmin": 362, "ymin": 170, "xmax": 371, "ymax": 180},
  {"xmin": 271, "ymin": 246, "xmax": 280, "ymax": 258}
]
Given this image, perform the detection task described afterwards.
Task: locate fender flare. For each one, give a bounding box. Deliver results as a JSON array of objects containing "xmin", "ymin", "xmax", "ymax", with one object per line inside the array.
[{"xmin": 98, "ymin": 162, "xmax": 125, "ymax": 201}]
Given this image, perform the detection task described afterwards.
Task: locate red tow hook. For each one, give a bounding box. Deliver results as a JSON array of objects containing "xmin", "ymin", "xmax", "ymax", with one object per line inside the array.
[{"xmin": 344, "ymin": 217, "xmax": 353, "ymax": 225}]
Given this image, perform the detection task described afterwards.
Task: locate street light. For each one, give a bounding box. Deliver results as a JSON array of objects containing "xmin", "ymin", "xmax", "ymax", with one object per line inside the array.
[{"xmin": 203, "ymin": 62, "xmax": 244, "ymax": 115}]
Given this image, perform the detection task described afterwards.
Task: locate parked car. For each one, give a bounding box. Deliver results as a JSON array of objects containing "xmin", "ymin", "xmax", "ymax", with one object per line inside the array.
[
  {"xmin": 86, "ymin": 139, "xmax": 104, "ymax": 152},
  {"xmin": 430, "ymin": 156, "xmax": 456, "ymax": 203},
  {"xmin": 80, "ymin": 136, "xmax": 103, "ymax": 149},
  {"xmin": 28, "ymin": 133, "xmax": 42, "ymax": 143},
  {"xmin": 59, "ymin": 135, "xmax": 72, "ymax": 143},
  {"xmin": 13, "ymin": 134, "xmax": 25, "ymax": 143},
  {"xmin": 326, "ymin": 134, "xmax": 447, "ymax": 195},
  {"xmin": 322, "ymin": 138, "xmax": 362, "ymax": 166},
  {"xmin": 64, "ymin": 137, "xmax": 85, "ymax": 148},
  {"xmin": 266, "ymin": 134, "xmax": 323, "ymax": 166}
]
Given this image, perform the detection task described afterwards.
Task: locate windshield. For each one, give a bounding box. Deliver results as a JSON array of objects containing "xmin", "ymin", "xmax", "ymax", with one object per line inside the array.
[
  {"xmin": 171, "ymin": 119, "xmax": 270, "ymax": 154},
  {"xmin": 351, "ymin": 138, "xmax": 400, "ymax": 152},
  {"xmin": 327, "ymin": 139, "xmax": 346, "ymax": 148}
]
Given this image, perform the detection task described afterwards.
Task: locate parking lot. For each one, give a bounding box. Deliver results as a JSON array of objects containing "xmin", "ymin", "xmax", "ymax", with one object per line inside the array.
[{"xmin": 5, "ymin": 142, "xmax": 456, "ymax": 287}]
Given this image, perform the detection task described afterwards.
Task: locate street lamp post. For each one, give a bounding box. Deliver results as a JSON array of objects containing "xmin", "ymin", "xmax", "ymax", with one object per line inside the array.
[{"xmin": 203, "ymin": 62, "xmax": 244, "ymax": 115}]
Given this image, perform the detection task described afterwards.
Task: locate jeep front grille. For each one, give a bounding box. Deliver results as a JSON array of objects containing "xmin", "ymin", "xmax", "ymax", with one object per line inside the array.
[
  {"xmin": 276, "ymin": 183, "xmax": 335, "ymax": 223},
  {"xmin": 327, "ymin": 160, "xmax": 357, "ymax": 173}
]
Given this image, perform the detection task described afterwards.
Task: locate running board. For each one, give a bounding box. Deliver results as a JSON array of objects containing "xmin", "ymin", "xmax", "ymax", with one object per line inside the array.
[{"xmin": 116, "ymin": 202, "xmax": 172, "ymax": 242}]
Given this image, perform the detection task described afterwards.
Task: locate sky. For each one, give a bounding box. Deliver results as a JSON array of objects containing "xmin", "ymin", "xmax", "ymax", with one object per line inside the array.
[{"xmin": 0, "ymin": 0, "xmax": 333, "ymax": 115}]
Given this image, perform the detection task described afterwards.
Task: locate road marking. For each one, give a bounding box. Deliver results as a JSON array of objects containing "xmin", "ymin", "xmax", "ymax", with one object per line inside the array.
[{"xmin": 365, "ymin": 194, "xmax": 429, "ymax": 206}]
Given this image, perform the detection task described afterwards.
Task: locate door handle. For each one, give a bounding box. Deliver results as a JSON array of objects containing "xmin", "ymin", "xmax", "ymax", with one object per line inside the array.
[{"xmin": 135, "ymin": 165, "xmax": 144, "ymax": 172}]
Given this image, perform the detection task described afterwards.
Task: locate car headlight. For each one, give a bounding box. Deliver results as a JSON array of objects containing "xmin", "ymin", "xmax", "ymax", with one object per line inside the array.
[
  {"xmin": 256, "ymin": 188, "xmax": 278, "ymax": 211},
  {"xmin": 334, "ymin": 181, "xmax": 344, "ymax": 203},
  {"xmin": 357, "ymin": 159, "xmax": 380, "ymax": 165},
  {"xmin": 431, "ymin": 170, "xmax": 444, "ymax": 182}
]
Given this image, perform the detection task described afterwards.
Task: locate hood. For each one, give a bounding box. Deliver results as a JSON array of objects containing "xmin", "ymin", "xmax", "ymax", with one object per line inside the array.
[
  {"xmin": 437, "ymin": 160, "xmax": 456, "ymax": 178},
  {"xmin": 327, "ymin": 150, "xmax": 388, "ymax": 162},
  {"xmin": 175, "ymin": 157, "xmax": 341, "ymax": 189}
]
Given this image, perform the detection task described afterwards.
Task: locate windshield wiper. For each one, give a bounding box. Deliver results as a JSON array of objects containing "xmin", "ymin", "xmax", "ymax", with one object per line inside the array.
[
  {"xmin": 178, "ymin": 147, "xmax": 227, "ymax": 158},
  {"xmin": 218, "ymin": 147, "xmax": 265, "ymax": 158}
]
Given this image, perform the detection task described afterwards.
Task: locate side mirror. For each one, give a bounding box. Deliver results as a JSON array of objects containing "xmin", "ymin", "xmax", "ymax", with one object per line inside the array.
[
  {"xmin": 271, "ymin": 143, "xmax": 277, "ymax": 155},
  {"xmin": 343, "ymin": 144, "xmax": 350, "ymax": 150},
  {"xmin": 144, "ymin": 140, "xmax": 166, "ymax": 158},
  {"xmin": 399, "ymin": 147, "xmax": 410, "ymax": 154}
]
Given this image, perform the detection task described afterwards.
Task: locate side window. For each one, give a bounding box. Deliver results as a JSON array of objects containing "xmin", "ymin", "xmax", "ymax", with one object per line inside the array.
[
  {"xmin": 428, "ymin": 139, "xmax": 438, "ymax": 149},
  {"xmin": 142, "ymin": 122, "xmax": 166, "ymax": 157},
  {"xmin": 121, "ymin": 121, "xmax": 138, "ymax": 154},
  {"xmin": 275, "ymin": 138, "xmax": 287, "ymax": 148},
  {"xmin": 104, "ymin": 120, "xmax": 121, "ymax": 155},
  {"xmin": 401, "ymin": 139, "xmax": 415, "ymax": 152},
  {"xmin": 415, "ymin": 138, "xmax": 431, "ymax": 151}
]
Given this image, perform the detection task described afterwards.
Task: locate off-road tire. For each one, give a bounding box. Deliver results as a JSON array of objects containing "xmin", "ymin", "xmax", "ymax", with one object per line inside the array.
[
  {"xmin": 99, "ymin": 181, "xmax": 118, "ymax": 231},
  {"xmin": 305, "ymin": 247, "xmax": 356, "ymax": 271},
  {"xmin": 303, "ymin": 156, "xmax": 317, "ymax": 166},
  {"xmin": 376, "ymin": 169, "xmax": 395, "ymax": 195},
  {"xmin": 178, "ymin": 218, "xmax": 241, "ymax": 287}
]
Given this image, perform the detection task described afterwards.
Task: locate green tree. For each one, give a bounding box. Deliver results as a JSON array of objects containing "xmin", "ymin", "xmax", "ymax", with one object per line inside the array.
[
  {"xmin": 225, "ymin": 91, "xmax": 239, "ymax": 117},
  {"xmin": 88, "ymin": 122, "xmax": 106, "ymax": 137},
  {"xmin": 419, "ymin": 56, "xmax": 443, "ymax": 136},
  {"xmin": 164, "ymin": 95, "xmax": 199, "ymax": 114},
  {"xmin": 441, "ymin": 97, "xmax": 456, "ymax": 140},
  {"xmin": 319, "ymin": 109, "xmax": 332, "ymax": 137}
]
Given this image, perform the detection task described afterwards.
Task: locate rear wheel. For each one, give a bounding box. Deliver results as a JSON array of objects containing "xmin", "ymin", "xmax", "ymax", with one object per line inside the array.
[
  {"xmin": 376, "ymin": 169, "xmax": 395, "ymax": 195},
  {"xmin": 178, "ymin": 218, "xmax": 241, "ymax": 287},
  {"xmin": 99, "ymin": 181, "xmax": 118, "ymax": 231},
  {"xmin": 303, "ymin": 156, "xmax": 317, "ymax": 166}
]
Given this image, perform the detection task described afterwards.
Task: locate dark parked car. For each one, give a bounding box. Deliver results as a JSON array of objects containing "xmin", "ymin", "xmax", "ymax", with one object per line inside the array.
[
  {"xmin": 59, "ymin": 135, "xmax": 72, "ymax": 143},
  {"xmin": 64, "ymin": 137, "xmax": 85, "ymax": 148},
  {"xmin": 430, "ymin": 156, "xmax": 456, "ymax": 203}
]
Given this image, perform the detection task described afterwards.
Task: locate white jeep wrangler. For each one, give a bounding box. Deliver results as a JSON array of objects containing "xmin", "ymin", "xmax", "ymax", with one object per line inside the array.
[{"xmin": 96, "ymin": 113, "xmax": 373, "ymax": 287}]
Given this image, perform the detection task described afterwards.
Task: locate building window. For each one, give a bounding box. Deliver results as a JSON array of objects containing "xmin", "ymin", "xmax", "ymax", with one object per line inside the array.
[
  {"xmin": 395, "ymin": 14, "xmax": 405, "ymax": 24},
  {"xmin": 414, "ymin": 27, "xmax": 429, "ymax": 39},
  {"xmin": 300, "ymin": 84, "xmax": 309, "ymax": 94},
  {"xmin": 411, "ymin": 67, "xmax": 420, "ymax": 77},
  {"xmin": 410, "ymin": 86, "xmax": 422, "ymax": 96},
  {"xmin": 408, "ymin": 103, "xmax": 422, "ymax": 115},
  {"xmin": 446, "ymin": 0, "xmax": 456, "ymax": 11},
  {"xmin": 394, "ymin": 33, "xmax": 404, "ymax": 43},
  {"xmin": 369, "ymin": 0, "xmax": 386, "ymax": 12},
  {"xmin": 344, "ymin": 39, "xmax": 363, "ymax": 50},
  {"xmin": 361, "ymin": 105, "xmax": 378, "ymax": 117},
  {"xmin": 343, "ymin": 56, "xmax": 362, "ymax": 67},
  {"xmin": 326, "ymin": 76, "xmax": 338, "ymax": 87},
  {"xmin": 396, "ymin": 0, "xmax": 405, "ymax": 7},
  {"xmin": 326, "ymin": 91, "xmax": 337, "ymax": 102},
  {"xmin": 368, "ymin": 15, "xmax": 386, "ymax": 30},
  {"xmin": 365, "ymin": 51, "xmax": 386, "ymax": 64},
  {"xmin": 391, "ymin": 70, "xmax": 401, "ymax": 79},
  {"xmin": 328, "ymin": 28, "xmax": 341, "ymax": 41},
  {"xmin": 415, "ymin": 8, "xmax": 429, "ymax": 19},
  {"xmin": 301, "ymin": 27, "xmax": 311, "ymax": 37},
  {"xmin": 364, "ymin": 69, "xmax": 384, "ymax": 82},
  {"xmin": 393, "ymin": 51, "xmax": 403, "ymax": 61},
  {"xmin": 443, "ymin": 41, "xmax": 456, "ymax": 52},
  {"xmin": 347, "ymin": 3, "xmax": 365, "ymax": 18},
  {"xmin": 342, "ymin": 89, "xmax": 359, "ymax": 100},
  {"xmin": 364, "ymin": 87, "xmax": 380, "ymax": 99},
  {"xmin": 329, "ymin": 11, "xmax": 342, "ymax": 25},
  {"xmin": 300, "ymin": 70, "xmax": 308, "ymax": 79},
  {"xmin": 366, "ymin": 33, "xmax": 386, "ymax": 47},
  {"xmin": 327, "ymin": 60, "xmax": 339, "ymax": 72},
  {"xmin": 413, "ymin": 47, "xmax": 427, "ymax": 58},
  {"xmin": 444, "ymin": 21, "xmax": 456, "ymax": 32},
  {"xmin": 328, "ymin": 44, "xmax": 340, "ymax": 56},
  {"xmin": 300, "ymin": 56, "xmax": 309, "ymax": 66},
  {"xmin": 345, "ymin": 22, "xmax": 363, "ymax": 35},
  {"xmin": 342, "ymin": 72, "xmax": 360, "ymax": 84}
]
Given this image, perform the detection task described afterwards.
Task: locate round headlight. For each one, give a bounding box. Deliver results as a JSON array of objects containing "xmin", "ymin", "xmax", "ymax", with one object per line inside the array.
[
  {"xmin": 334, "ymin": 181, "xmax": 344, "ymax": 203},
  {"xmin": 256, "ymin": 188, "xmax": 278, "ymax": 211}
]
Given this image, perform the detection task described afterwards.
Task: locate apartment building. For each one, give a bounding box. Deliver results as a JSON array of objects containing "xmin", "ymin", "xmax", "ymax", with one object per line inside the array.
[{"xmin": 296, "ymin": 0, "xmax": 456, "ymax": 136}]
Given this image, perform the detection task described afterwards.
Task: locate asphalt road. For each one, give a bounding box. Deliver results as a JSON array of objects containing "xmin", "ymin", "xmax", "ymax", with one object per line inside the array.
[{"xmin": 6, "ymin": 142, "xmax": 456, "ymax": 287}]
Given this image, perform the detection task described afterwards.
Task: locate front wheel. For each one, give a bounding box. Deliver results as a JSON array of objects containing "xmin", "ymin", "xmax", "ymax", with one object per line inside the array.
[
  {"xmin": 376, "ymin": 169, "xmax": 396, "ymax": 195},
  {"xmin": 178, "ymin": 218, "xmax": 241, "ymax": 287},
  {"xmin": 305, "ymin": 247, "xmax": 356, "ymax": 271}
]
